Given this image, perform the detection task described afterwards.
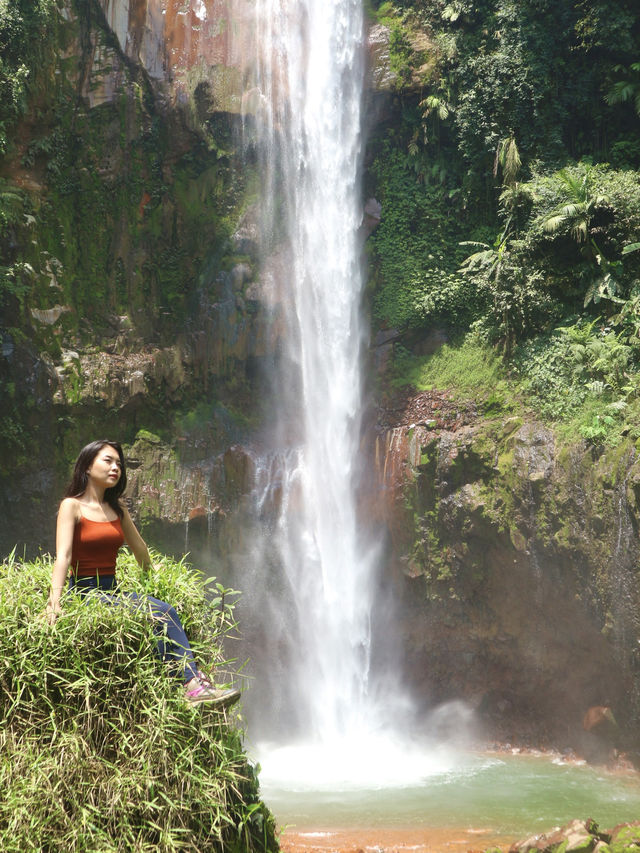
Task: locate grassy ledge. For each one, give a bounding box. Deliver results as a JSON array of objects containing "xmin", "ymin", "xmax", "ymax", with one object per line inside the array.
[
  {"xmin": 391, "ymin": 329, "xmax": 640, "ymax": 447},
  {"xmin": 0, "ymin": 550, "xmax": 278, "ymax": 853}
]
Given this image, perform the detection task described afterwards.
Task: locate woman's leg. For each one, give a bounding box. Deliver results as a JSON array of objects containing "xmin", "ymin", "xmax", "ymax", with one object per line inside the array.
[
  {"xmin": 126, "ymin": 593, "xmax": 198, "ymax": 684},
  {"xmin": 70, "ymin": 577, "xmax": 198, "ymax": 683},
  {"xmin": 70, "ymin": 577, "xmax": 239, "ymax": 705},
  {"xmin": 130, "ymin": 595, "xmax": 240, "ymax": 706}
]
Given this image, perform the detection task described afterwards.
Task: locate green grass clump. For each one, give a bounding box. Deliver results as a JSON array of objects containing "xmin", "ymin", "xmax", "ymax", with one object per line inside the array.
[
  {"xmin": 0, "ymin": 551, "xmax": 278, "ymax": 853},
  {"xmin": 392, "ymin": 334, "xmax": 510, "ymax": 406}
]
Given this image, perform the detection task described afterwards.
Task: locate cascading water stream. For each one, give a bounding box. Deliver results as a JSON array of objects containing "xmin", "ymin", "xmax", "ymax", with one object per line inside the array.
[
  {"xmin": 235, "ymin": 0, "xmax": 479, "ymax": 790},
  {"xmin": 249, "ymin": 0, "xmax": 376, "ymax": 748},
  {"xmin": 236, "ymin": 0, "xmax": 472, "ymax": 792}
]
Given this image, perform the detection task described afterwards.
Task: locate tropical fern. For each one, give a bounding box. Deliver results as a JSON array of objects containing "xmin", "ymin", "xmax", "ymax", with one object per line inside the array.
[{"xmin": 606, "ymin": 62, "xmax": 640, "ymax": 116}]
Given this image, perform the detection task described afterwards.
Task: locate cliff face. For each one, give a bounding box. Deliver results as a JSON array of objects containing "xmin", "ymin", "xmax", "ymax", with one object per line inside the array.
[
  {"xmin": 0, "ymin": 0, "xmax": 272, "ymax": 553},
  {"xmin": 96, "ymin": 0, "xmax": 253, "ymax": 112},
  {"xmin": 374, "ymin": 396, "xmax": 640, "ymax": 750}
]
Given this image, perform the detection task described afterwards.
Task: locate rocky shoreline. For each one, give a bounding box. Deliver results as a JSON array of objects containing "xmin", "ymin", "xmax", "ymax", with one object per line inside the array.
[{"xmin": 505, "ymin": 819, "xmax": 640, "ymax": 853}]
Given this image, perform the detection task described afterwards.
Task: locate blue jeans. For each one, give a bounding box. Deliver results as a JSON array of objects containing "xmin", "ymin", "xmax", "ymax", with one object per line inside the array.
[{"xmin": 69, "ymin": 574, "xmax": 198, "ymax": 683}]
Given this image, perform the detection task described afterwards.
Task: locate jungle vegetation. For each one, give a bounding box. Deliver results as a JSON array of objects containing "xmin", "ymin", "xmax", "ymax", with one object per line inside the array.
[
  {"xmin": 0, "ymin": 549, "xmax": 277, "ymax": 852},
  {"xmin": 367, "ymin": 0, "xmax": 640, "ymax": 443}
]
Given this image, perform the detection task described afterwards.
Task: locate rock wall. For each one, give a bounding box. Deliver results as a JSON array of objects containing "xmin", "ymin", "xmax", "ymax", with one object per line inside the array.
[
  {"xmin": 96, "ymin": 0, "xmax": 254, "ymax": 112},
  {"xmin": 0, "ymin": 0, "xmax": 273, "ymax": 554},
  {"xmin": 374, "ymin": 394, "xmax": 640, "ymax": 752}
]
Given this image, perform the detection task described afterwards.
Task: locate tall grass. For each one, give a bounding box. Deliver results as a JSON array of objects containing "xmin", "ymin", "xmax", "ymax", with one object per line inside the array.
[
  {"xmin": 0, "ymin": 550, "xmax": 278, "ymax": 853},
  {"xmin": 392, "ymin": 334, "xmax": 510, "ymax": 403}
]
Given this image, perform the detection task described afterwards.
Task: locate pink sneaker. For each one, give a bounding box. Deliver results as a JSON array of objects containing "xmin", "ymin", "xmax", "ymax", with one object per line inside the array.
[{"xmin": 185, "ymin": 672, "xmax": 240, "ymax": 708}]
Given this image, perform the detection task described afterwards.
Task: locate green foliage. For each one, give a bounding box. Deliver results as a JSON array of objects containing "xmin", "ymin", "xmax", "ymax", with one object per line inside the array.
[
  {"xmin": 452, "ymin": 162, "xmax": 640, "ymax": 349},
  {"xmin": 539, "ymin": 165, "xmax": 609, "ymax": 246},
  {"xmin": 367, "ymin": 0, "xmax": 640, "ymax": 346},
  {"xmin": 512, "ymin": 316, "xmax": 640, "ymax": 444},
  {"xmin": 606, "ymin": 62, "xmax": 640, "ymax": 116},
  {"xmin": 0, "ymin": 0, "xmax": 59, "ymax": 154},
  {"xmin": 176, "ymin": 400, "xmax": 256, "ymax": 449},
  {"xmin": 0, "ymin": 178, "xmax": 25, "ymax": 234},
  {"xmin": 369, "ymin": 142, "xmax": 481, "ymax": 330},
  {"xmin": 0, "ymin": 550, "xmax": 277, "ymax": 853},
  {"xmin": 392, "ymin": 333, "xmax": 509, "ymax": 405}
]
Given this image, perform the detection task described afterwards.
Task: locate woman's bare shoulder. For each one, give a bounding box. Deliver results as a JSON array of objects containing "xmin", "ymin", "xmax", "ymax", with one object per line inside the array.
[
  {"xmin": 58, "ymin": 497, "xmax": 81, "ymax": 518},
  {"xmin": 118, "ymin": 499, "xmax": 132, "ymax": 518}
]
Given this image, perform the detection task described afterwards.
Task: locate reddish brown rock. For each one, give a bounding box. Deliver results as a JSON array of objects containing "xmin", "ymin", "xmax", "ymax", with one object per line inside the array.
[
  {"xmin": 583, "ymin": 706, "xmax": 617, "ymax": 732},
  {"xmin": 189, "ymin": 505, "xmax": 207, "ymax": 521}
]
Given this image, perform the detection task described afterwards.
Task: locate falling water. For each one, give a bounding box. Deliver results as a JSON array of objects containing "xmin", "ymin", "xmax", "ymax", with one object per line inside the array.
[
  {"xmin": 236, "ymin": 0, "xmax": 472, "ymax": 792},
  {"xmin": 248, "ymin": 0, "xmax": 375, "ymax": 745}
]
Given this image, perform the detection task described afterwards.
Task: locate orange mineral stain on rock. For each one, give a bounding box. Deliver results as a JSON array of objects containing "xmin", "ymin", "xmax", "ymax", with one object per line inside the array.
[{"xmin": 279, "ymin": 827, "xmax": 509, "ymax": 853}]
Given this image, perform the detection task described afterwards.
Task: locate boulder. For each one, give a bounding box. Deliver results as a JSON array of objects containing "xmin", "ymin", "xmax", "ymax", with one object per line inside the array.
[{"xmin": 510, "ymin": 819, "xmax": 602, "ymax": 853}]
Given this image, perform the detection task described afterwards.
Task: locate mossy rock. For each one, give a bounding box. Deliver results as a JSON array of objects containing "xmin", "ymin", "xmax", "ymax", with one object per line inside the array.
[
  {"xmin": 134, "ymin": 428, "xmax": 164, "ymax": 445},
  {"xmin": 610, "ymin": 823, "xmax": 640, "ymax": 853}
]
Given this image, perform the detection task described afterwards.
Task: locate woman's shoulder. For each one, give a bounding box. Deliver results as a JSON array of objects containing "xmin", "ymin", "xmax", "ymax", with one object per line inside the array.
[
  {"xmin": 58, "ymin": 497, "xmax": 82, "ymax": 518},
  {"xmin": 117, "ymin": 501, "xmax": 136, "ymax": 528}
]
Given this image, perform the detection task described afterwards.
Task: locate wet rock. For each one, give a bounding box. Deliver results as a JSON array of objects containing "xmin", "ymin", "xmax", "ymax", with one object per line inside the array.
[
  {"xmin": 1, "ymin": 332, "xmax": 14, "ymax": 359},
  {"xmin": 223, "ymin": 445, "xmax": 255, "ymax": 498},
  {"xmin": 583, "ymin": 706, "xmax": 617, "ymax": 732},
  {"xmin": 503, "ymin": 416, "xmax": 523, "ymax": 437},
  {"xmin": 509, "ymin": 527, "xmax": 528, "ymax": 552},
  {"xmin": 97, "ymin": 0, "xmax": 253, "ymax": 111},
  {"xmin": 232, "ymin": 207, "xmax": 260, "ymax": 257},
  {"xmin": 55, "ymin": 347, "xmax": 189, "ymax": 410},
  {"xmin": 500, "ymin": 820, "xmax": 640, "ymax": 853},
  {"xmin": 375, "ymin": 406, "xmax": 640, "ymax": 748},
  {"xmin": 368, "ymin": 24, "xmax": 396, "ymax": 91},
  {"xmin": 362, "ymin": 196, "xmax": 382, "ymax": 237},
  {"xmin": 189, "ymin": 505, "xmax": 207, "ymax": 521},
  {"xmin": 231, "ymin": 263, "xmax": 253, "ymax": 289},
  {"xmin": 509, "ymin": 819, "xmax": 602, "ymax": 853},
  {"xmin": 578, "ymin": 706, "xmax": 621, "ymax": 765},
  {"xmin": 609, "ymin": 822, "xmax": 640, "ymax": 852}
]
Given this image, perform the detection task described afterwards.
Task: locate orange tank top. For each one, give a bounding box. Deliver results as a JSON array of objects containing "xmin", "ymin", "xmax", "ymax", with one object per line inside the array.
[{"xmin": 71, "ymin": 516, "xmax": 125, "ymax": 578}]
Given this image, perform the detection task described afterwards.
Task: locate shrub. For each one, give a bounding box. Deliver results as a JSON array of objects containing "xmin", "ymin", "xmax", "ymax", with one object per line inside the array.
[{"xmin": 0, "ymin": 551, "xmax": 277, "ymax": 853}]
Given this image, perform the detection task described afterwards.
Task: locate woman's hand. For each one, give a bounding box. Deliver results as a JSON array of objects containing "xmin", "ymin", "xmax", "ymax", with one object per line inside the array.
[{"xmin": 43, "ymin": 598, "xmax": 62, "ymax": 625}]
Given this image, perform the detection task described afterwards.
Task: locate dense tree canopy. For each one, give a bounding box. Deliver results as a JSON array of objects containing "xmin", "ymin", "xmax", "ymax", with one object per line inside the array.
[{"xmin": 368, "ymin": 0, "xmax": 640, "ymax": 441}]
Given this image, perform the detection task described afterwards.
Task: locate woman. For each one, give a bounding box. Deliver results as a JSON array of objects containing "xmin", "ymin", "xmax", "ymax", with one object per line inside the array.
[{"xmin": 45, "ymin": 439, "xmax": 240, "ymax": 708}]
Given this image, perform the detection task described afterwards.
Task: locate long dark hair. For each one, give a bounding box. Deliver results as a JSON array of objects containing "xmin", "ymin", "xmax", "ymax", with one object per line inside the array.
[{"xmin": 64, "ymin": 440, "xmax": 127, "ymax": 518}]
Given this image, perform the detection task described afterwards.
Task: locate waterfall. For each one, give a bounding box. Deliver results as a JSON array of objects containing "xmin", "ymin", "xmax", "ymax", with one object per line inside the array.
[
  {"xmin": 238, "ymin": 0, "xmax": 388, "ymax": 753},
  {"xmin": 226, "ymin": 0, "xmax": 475, "ymax": 791}
]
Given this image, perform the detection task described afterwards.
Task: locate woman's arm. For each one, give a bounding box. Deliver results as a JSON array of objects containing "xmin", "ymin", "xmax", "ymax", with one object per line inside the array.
[
  {"xmin": 120, "ymin": 506, "xmax": 153, "ymax": 570},
  {"xmin": 46, "ymin": 498, "xmax": 78, "ymax": 624}
]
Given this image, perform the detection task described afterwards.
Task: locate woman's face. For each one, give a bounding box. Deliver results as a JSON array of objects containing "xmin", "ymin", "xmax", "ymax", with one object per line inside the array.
[{"xmin": 87, "ymin": 445, "xmax": 122, "ymax": 489}]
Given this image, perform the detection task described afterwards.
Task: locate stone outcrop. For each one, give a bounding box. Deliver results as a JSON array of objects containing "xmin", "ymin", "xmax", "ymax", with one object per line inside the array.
[
  {"xmin": 95, "ymin": 0, "xmax": 254, "ymax": 112},
  {"xmin": 502, "ymin": 819, "xmax": 640, "ymax": 853},
  {"xmin": 374, "ymin": 394, "xmax": 640, "ymax": 749}
]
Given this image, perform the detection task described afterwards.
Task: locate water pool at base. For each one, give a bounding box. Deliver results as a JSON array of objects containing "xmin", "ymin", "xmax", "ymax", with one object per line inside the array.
[{"xmin": 259, "ymin": 752, "xmax": 640, "ymax": 838}]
